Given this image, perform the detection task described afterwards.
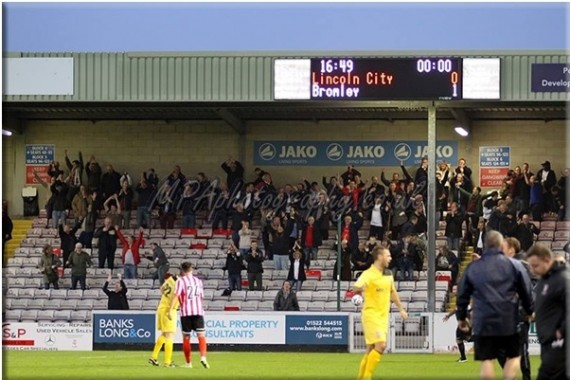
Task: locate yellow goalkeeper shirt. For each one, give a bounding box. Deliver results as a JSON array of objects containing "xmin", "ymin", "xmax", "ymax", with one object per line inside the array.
[
  {"xmin": 158, "ymin": 276, "xmax": 179, "ymax": 310},
  {"xmin": 354, "ymin": 265, "xmax": 395, "ymax": 321}
]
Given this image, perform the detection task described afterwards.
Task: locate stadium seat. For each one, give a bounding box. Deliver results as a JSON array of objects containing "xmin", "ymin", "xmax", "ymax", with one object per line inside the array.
[
  {"xmin": 435, "ymin": 291, "xmax": 448, "ymax": 303},
  {"xmin": 311, "ymin": 290, "xmax": 329, "ymax": 302},
  {"xmin": 229, "ymin": 290, "xmax": 247, "ymax": 301},
  {"xmin": 33, "ymin": 309, "xmax": 50, "ymax": 322},
  {"xmin": 264, "ymin": 280, "xmax": 281, "ymax": 291},
  {"xmin": 34, "ymin": 289, "xmax": 51, "ymax": 299},
  {"xmin": 53, "ymin": 310, "xmax": 71, "ymax": 322},
  {"xmin": 244, "ymin": 290, "xmax": 263, "ymax": 301},
  {"xmin": 142, "ymin": 301, "xmax": 156, "ymax": 311},
  {"xmin": 538, "ymin": 230, "xmax": 554, "ymax": 241},
  {"xmin": 307, "ymin": 301, "xmax": 325, "ymax": 312},
  {"xmin": 5, "ymin": 310, "xmax": 21, "ymax": 322},
  {"xmin": 240, "ymin": 300, "xmax": 259, "ymax": 311},
  {"xmin": 24, "ymin": 278, "xmax": 42, "ymax": 288},
  {"xmin": 93, "ymin": 300, "xmax": 108, "ymax": 310},
  {"xmin": 292, "ymin": 288, "xmax": 314, "ymax": 302},
  {"xmin": 75, "ymin": 298, "xmax": 94, "ymax": 310},
  {"xmin": 200, "ymin": 248, "xmax": 220, "ymax": 259},
  {"xmin": 44, "ymin": 299, "xmax": 62, "ymax": 310},
  {"xmin": 257, "ymin": 300, "xmax": 274, "ymax": 311},
  {"xmin": 415, "ymin": 281, "xmax": 428, "ymax": 291},
  {"xmin": 129, "ymin": 299, "xmax": 144, "ymax": 310},
  {"xmin": 411, "ymin": 291, "xmax": 428, "ymax": 302},
  {"xmin": 314, "ymin": 281, "xmax": 332, "ymax": 291},
  {"xmin": 207, "ymin": 269, "xmax": 225, "ymax": 280},
  {"xmin": 50, "ymin": 289, "xmax": 68, "ymax": 299},
  {"xmin": 208, "ymin": 300, "xmax": 226, "ymax": 311},
  {"xmin": 554, "ymin": 230, "xmax": 569, "ymax": 241},
  {"xmin": 10, "ymin": 299, "xmax": 29, "ymax": 310},
  {"xmin": 408, "ymin": 301, "xmax": 427, "ymax": 312},
  {"xmin": 397, "ymin": 291, "xmax": 413, "ymax": 302},
  {"xmin": 129, "ymin": 289, "xmax": 149, "ymax": 300},
  {"xmin": 5, "ymin": 288, "xmax": 19, "ymax": 298},
  {"xmin": 203, "ymin": 280, "xmax": 220, "ymax": 290},
  {"xmin": 147, "ymin": 289, "xmax": 161, "ymax": 300},
  {"xmin": 67, "ymin": 289, "xmax": 84, "ymax": 300},
  {"xmin": 60, "ymin": 299, "xmax": 78, "ymax": 310},
  {"xmin": 262, "ymin": 290, "xmax": 279, "ymax": 302},
  {"xmin": 21, "ymin": 310, "xmax": 39, "ymax": 322},
  {"xmin": 7, "ymin": 277, "xmax": 25, "ymax": 288},
  {"xmin": 71, "ymin": 310, "xmax": 88, "ymax": 323},
  {"xmin": 398, "ymin": 281, "xmax": 415, "ymax": 291},
  {"xmin": 271, "ymin": 270, "xmax": 288, "ymax": 281},
  {"xmin": 18, "ymin": 288, "xmax": 36, "ymax": 299},
  {"xmin": 262, "ymin": 261, "xmax": 275, "ymax": 270},
  {"xmin": 539, "ymin": 221, "xmax": 556, "ymax": 231},
  {"xmin": 212, "ymin": 259, "xmax": 226, "ymax": 269}
]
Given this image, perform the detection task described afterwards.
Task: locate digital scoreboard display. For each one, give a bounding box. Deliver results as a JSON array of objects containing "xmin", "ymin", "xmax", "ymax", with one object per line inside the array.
[
  {"xmin": 310, "ymin": 58, "xmax": 461, "ymax": 100},
  {"xmin": 274, "ymin": 57, "xmax": 501, "ymax": 101}
]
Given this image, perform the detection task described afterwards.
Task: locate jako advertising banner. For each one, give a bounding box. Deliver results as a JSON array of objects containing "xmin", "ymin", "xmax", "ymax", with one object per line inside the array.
[{"xmin": 254, "ymin": 140, "xmax": 458, "ymax": 167}]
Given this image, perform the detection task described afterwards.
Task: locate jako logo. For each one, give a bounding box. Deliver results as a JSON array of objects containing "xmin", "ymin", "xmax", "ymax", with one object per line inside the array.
[
  {"xmin": 258, "ymin": 143, "xmax": 276, "ymax": 160},
  {"xmin": 326, "ymin": 144, "xmax": 344, "ymax": 161},
  {"xmin": 394, "ymin": 143, "xmax": 412, "ymax": 161},
  {"xmin": 98, "ymin": 318, "xmax": 152, "ymax": 339}
]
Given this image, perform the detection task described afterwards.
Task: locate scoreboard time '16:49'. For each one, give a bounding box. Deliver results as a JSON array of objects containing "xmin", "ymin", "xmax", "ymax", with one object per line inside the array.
[{"xmin": 310, "ymin": 58, "xmax": 462, "ymax": 100}]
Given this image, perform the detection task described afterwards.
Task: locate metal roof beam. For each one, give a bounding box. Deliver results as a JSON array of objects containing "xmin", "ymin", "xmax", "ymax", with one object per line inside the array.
[{"xmin": 216, "ymin": 108, "xmax": 246, "ymax": 135}]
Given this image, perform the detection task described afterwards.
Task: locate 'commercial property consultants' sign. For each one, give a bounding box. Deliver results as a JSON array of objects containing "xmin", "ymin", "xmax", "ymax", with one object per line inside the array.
[
  {"xmin": 254, "ymin": 140, "xmax": 458, "ymax": 167},
  {"xmin": 531, "ymin": 63, "xmax": 570, "ymax": 92}
]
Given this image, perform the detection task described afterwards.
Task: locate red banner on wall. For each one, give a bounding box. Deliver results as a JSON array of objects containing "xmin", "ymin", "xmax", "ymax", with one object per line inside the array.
[
  {"xmin": 480, "ymin": 167, "xmax": 509, "ymax": 187},
  {"xmin": 25, "ymin": 165, "xmax": 50, "ymax": 186}
]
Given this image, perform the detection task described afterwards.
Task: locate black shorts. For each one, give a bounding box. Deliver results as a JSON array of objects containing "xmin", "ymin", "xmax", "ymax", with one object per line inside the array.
[
  {"xmin": 456, "ymin": 327, "xmax": 472, "ymax": 342},
  {"xmin": 474, "ymin": 334, "xmax": 520, "ymax": 361},
  {"xmin": 180, "ymin": 315, "xmax": 205, "ymax": 334}
]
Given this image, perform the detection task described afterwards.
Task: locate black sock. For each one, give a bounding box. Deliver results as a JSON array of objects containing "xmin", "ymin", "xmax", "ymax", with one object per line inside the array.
[{"xmin": 458, "ymin": 341, "xmax": 466, "ymax": 360}]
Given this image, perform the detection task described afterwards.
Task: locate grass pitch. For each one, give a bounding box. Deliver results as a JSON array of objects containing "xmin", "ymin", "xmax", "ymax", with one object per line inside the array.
[{"xmin": 3, "ymin": 350, "xmax": 541, "ymax": 380}]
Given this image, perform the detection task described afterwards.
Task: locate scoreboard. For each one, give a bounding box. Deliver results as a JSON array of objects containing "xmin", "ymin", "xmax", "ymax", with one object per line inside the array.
[{"xmin": 274, "ymin": 57, "xmax": 500, "ymax": 101}]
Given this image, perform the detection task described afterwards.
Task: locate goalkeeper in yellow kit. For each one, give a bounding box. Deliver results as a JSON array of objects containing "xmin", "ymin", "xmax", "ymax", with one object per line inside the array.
[
  {"xmin": 353, "ymin": 246, "xmax": 408, "ymax": 380},
  {"xmin": 148, "ymin": 273, "xmax": 179, "ymax": 367}
]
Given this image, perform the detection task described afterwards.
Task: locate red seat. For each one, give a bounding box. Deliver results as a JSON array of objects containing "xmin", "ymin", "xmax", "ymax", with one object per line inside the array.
[
  {"xmin": 306, "ymin": 269, "xmax": 322, "ymax": 281},
  {"xmin": 181, "ymin": 228, "xmax": 197, "ymax": 237},
  {"xmin": 224, "ymin": 306, "xmax": 240, "ymax": 311}
]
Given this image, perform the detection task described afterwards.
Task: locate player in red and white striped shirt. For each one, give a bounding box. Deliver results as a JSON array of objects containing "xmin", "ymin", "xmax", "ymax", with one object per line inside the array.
[{"xmin": 168, "ymin": 262, "xmax": 209, "ymax": 369}]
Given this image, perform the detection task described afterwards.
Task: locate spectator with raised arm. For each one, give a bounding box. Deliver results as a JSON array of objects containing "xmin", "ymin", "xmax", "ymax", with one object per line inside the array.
[
  {"xmin": 101, "ymin": 164, "xmax": 122, "ymax": 200},
  {"xmin": 103, "ymin": 193, "xmax": 123, "ymax": 227},
  {"xmin": 245, "ymin": 241, "xmax": 264, "ymax": 291},
  {"xmin": 94, "ymin": 217, "xmax": 118, "ymax": 271},
  {"xmin": 221, "ymin": 157, "xmax": 244, "ymax": 193},
  {"xmin": 85, "ymin": 155, "xmax": 102, "ymax": 193},
  {"xmin": 117, "ymin": 179, "xmax": 134, "ymax": 229},
  {"xmin": 71, "ymin": 185, "xmax": 92, "ymax": 225},
  {"xmin": 64, "ymin": 149, "xmax": 84, "ymax": 202},
  {"xmin": 135, "ymin": 175, "xmax": 154, "ymax": 228},
  {"xmin": 103, "ymin": 272, "xmax": 129, "ymax": 310},
  {"xmin": 116, "ymin": 226, "xmax": 144, "ymax": 279}
]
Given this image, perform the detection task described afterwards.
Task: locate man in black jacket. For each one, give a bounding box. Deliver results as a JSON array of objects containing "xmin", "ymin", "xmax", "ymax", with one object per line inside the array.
[
  {"xmin": 59, "ymin": 221, "xmax": 81, "ymax": 266},
  {"xmin": 457, "ymin": 230, "xmax": 534, "ymax": 380},
  {"xmin": 94, "ymin": 217, "xmax": 118, "ymax": 271},
  {"xmin": 245, "ymin": 241, "xmax": 264, "ymax": 291},
  {"xmin": 103, "ymin": 272, "xmax": 129, "ymax": 310},
  {"xmin": 526, "ymin": 243, "xmax": 569, "ymax": 380},
  {"xmin": 514, "ymin": 213, "xmax": 540, "ymax": 252}
]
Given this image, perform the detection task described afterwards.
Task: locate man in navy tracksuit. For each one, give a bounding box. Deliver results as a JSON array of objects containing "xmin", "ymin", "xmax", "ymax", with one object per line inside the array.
[
  {"xmin": 526, "ymin": 243, "xmax": 569, "ymax": 380},
  {"xmin": 457, "ymin": 231, "xmax": 534, "ymax": 380}
]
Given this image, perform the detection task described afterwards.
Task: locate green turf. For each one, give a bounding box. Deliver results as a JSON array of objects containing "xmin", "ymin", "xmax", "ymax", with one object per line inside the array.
[{"xmin": 3, "ymin": 351, "xmax": 541, "ymax": 380}]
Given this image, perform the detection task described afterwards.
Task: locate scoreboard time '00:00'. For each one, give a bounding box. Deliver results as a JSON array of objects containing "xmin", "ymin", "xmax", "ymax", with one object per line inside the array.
[{"xmin": 310, "ymin": 58, "xmax": 462, "ymax": 100}]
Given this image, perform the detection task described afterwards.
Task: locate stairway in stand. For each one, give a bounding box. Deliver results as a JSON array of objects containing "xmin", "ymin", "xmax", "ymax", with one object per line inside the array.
[
  {"xmin": 4, "ymin": 219, "xmax": 33, "ymax": 263},
  {"xmin": 446, "ymin": 245, "xmax": 474, "ymax": 312}
]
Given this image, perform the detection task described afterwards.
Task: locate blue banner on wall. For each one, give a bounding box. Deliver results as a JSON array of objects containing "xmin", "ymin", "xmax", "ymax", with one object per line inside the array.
[
  {"xmin": 25, "ymin": 144, "xmax": 55, "ymax": 165},
  {"xmin": 93, "ymin": 313, "xmax": 155, "ymax": 344},
  {"xmin": 479, "ymin": 146, "xmax": 510, "ymax": 167},
  {"xmin": 254, "ymin": 140, "xmax": 458, "ymax": 167},
  {"xmin": 285, "ymin": 315, "xmax": 348, "ymax": 345},
  {"xmin": 531, "ymin": 63, "xmax": 570, "ymax": 92}
]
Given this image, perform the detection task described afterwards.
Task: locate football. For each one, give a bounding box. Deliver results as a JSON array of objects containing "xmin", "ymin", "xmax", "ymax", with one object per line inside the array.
[{"xmin": 351, "ymin": 294, "xmax": 364, "ymax": 307}]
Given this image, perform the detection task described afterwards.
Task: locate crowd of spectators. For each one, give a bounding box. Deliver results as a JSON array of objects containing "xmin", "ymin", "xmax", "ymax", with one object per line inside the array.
[{"xmin": 32, "ymin": 151, "xmax": 568, "ymax": 291}]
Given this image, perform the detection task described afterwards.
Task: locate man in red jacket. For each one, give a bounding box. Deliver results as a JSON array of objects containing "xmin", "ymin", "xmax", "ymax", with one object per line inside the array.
[{"xmin": 116, "ymin": 226, "xmax": 144, "ymax": 279}]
